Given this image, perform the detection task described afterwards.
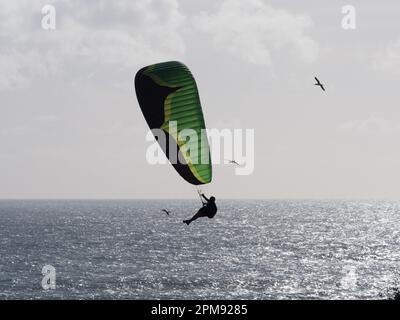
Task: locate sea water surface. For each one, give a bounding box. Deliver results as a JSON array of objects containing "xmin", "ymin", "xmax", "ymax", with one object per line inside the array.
[{"xmin": 0, "ymin": 199, "xmax": 399, "ymax": 299}]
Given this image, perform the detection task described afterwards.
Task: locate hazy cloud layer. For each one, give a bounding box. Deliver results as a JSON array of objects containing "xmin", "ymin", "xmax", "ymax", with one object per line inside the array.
[
  {"xmin": 374, "ymin": 38, "xmax": 400, "ymax": 71},
  {"xmin": 192, "ymin": 0, "xmax": 319, "ymax": 65},
  {"xmin": 339, "ymin": 116, "xmax": 400, "ymax": 135},
  {"xmin": 0, "ymin": 0, "xmax": 186, "ymax": 90}
]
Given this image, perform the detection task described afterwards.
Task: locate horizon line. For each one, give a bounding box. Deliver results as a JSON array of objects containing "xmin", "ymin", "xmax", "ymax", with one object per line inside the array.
[{"xmin": 0, "ymin": 197, "xmax": 399, "ymax": 201}]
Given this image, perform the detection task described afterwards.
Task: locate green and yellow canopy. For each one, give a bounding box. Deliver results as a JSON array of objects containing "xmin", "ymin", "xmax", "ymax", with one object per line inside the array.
[{"xmin": 135, "ymin": 61, "xmax": 212, "ymax": 185}]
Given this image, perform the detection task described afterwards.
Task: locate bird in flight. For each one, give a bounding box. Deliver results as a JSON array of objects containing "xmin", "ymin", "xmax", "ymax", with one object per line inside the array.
[
  {"xmin": 162, "ymin": 209, "xmax": 171, "ymax": 216},
  {"xmin": 314, "ymin": 77, "xmax": 325, "ymax": 91},
  {"xmin": 225, "ymin": 159, "xmax": 241, "ymax": 166}
]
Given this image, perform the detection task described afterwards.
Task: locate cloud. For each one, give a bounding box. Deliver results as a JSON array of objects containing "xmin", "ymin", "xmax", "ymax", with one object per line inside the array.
[
  {"xmin": 192, "ymin": 0, "xmax": 319, "ymax": 66},
  {"xmin": 0, "ymin": 0, "xmax": 186, "ymax": 90},
  {"xmin": 0, "ymin": 52, "xmax": 30, "ymax": 89},
  {"xmin": 338, "ymin": 116, "xmax": 400, "ymax": 134},
  {"xmin": 374, "ymin": 39, "xmax": 400, "ymax": 71},
  {"xmin": 34, "ymin": 115, "xmax": 59, "ymax": 123},
  {"xmin": 0, "ymin": 126, "xmax": 31, "ymax": 137}
]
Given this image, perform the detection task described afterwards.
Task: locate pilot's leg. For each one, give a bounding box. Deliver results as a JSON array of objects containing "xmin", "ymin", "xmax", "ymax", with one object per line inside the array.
[{"xmin": 184, "ymin": 208, "xmax": 207, "ymax": 225}]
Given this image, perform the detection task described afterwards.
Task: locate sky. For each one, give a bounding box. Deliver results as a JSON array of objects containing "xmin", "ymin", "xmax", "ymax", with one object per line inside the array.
[{"xmin": 1, "ymin": 0, "xmax": 400, "ymax": 199}]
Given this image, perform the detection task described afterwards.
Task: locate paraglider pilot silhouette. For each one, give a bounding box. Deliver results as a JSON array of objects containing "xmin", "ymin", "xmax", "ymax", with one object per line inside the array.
[{"xmin": 183, "ymin": 194, "xmax": 217, "ymax": 225}]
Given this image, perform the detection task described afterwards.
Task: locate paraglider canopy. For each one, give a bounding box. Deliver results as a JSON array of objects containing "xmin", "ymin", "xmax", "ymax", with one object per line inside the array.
[{"xmin": 135, "ymin": 61, "xmax": 212, "ymax": 185}]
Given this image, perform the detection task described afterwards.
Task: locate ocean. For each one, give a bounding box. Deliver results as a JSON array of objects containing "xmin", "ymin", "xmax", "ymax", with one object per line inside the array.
[{"xmin": 0, "ymin": 199, "xmax": 399, "ymax": 299}]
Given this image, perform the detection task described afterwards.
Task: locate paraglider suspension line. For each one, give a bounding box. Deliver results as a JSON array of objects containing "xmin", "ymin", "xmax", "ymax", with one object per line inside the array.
[{"xmin": 196, "ymin": 187, "xmax": 206, "ymax": 206}]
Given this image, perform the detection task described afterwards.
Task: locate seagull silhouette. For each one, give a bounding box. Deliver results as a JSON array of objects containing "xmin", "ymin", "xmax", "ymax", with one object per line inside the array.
[
  {"xmin": 314, "ymin": 77, "xmax": 325, "ymax": 91},
  {"xmin": 162, "ymin": 209, "xmax": 171, "ymax": 216},
  {"xmin": 225, "ymin": 159, "xmax": 241, "ymax": 166}
]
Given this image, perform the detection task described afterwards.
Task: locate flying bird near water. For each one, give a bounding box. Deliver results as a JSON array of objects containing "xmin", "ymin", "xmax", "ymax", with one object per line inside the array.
[
  {"xmin": 161, "ymin": 209, "xmax": 171, "ymax": 216},
  {"xmin": 314, "ymin": 77, "xmax": 325, "ymax": 91}
]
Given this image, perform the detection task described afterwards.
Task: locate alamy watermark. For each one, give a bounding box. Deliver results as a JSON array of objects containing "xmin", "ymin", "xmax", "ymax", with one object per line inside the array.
[
  {"xmin": 41, "ymin": 265, "xmax": 56, "ymax": 290},
  {"xmin": 41, "ymin": 5, "xmax": 56, "ymax": 30},
  {"xmin": 340, "ymin": 265, "xmax": 357, "ymax": 290},
  {"xmin": 342, "ymin": 5, "xmax": 356, "ymax": 30},
  {"xmin": 145, "ymin": 121, "xmax": 255, "ymax": 176}
]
